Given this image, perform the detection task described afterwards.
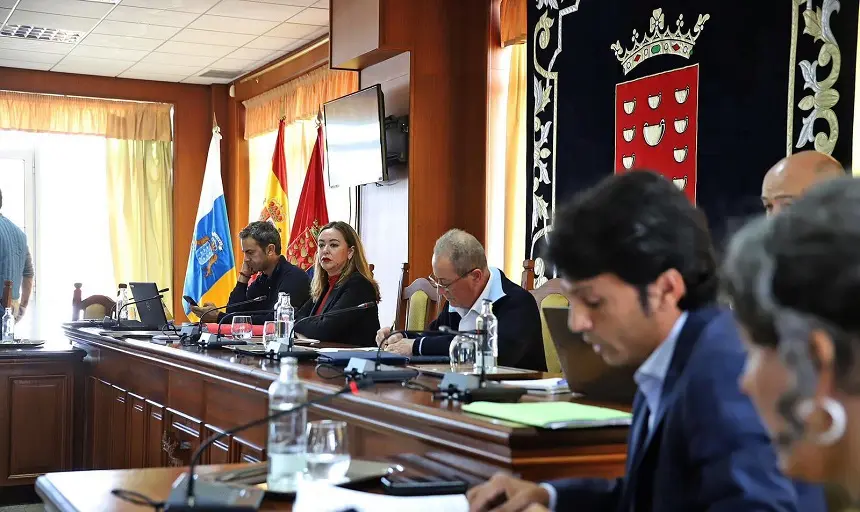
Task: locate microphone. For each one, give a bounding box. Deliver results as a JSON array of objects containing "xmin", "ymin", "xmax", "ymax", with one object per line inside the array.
[
  {"xmin": 107, "ymin": 288, "xmax": 169, "ymax": 329},
  {"xmin": 183, "ymin": 296, "xmax": 266, "ymax": 342},
  {"xmin": 435, "ymin": 325, "xmax": 525, "ymax": 403},
  {"xmin": 160, "ymin": 379, "xmax": 376, "ymax": 511},
  {"xmin": 345, "ymin": 328, "xmax": 427, "ymax": 383},
  {"xmin": 275, "ymin": 302, "xmax": 378, "ymax": 361},
  {"xmin": 199, "ymin": 309, "xmax": 274, "ymax": 348}
]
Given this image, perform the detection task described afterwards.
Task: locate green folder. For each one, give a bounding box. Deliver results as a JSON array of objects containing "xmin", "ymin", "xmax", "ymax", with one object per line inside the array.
[{"xmin": 462, "ymin": 401, "xmax": 632, "ymax": 430}]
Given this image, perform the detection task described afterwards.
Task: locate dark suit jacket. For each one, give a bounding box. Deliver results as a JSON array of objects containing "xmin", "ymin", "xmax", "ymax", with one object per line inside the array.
[
  {"xmin": 294, "ymin": 272, "xmax": 380, "ymax": 346},
  {"xmin": 550, "ymin": 306, "xmax": 825, "ymax": 512},
  {"xmin": 412, "ymin": 271, "xmax": 546, "ymax": 371},
  {"xmin": 222, "ymin": 255, "xmax": 310, "ymax": 324}
]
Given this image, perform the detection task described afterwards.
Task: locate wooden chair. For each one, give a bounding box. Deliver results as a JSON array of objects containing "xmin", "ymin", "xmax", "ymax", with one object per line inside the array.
[
  {"xmin": 521, "ymin": 259, "xmax": 535, "ymax": 291},
  {"xmin": 394, "ymin": 263, "xmax": 445, "ymax": 331},
  {"xmin": 72, "ymin": 283, "xmax": 116, "ymax": 321},
  {"xmin": 530, "ymin": 278, "xmax": 567, "ymax": 373}
]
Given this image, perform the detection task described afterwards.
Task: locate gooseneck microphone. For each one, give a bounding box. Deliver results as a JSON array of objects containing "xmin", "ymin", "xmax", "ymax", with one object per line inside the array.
[
  {"xmin": 286, "ymin": 301, "xmax": 377, "ymax": 351},
  {"xmin": 150, "ymin": 379, "xmax": 375, "ymax": 510},
  {"xmin": 344, "ymin": 328, "xmax": 427, "ymax": 383},
  {"xmin": 110, "ymin": 288, "xmax": 169, "ymax": 328}
]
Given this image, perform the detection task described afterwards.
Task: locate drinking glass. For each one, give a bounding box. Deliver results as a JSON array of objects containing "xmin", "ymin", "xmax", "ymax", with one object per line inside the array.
[
  {"xmin": 231, "ymin": 316, "xmax": 252, "ymax": 340},
  {"xmin": 263, "ymin": 321, "xmax": 280, "ymax": 345},
  {"xmin": 449, "ymin": 334, "xmax": 477, "ymax": 371},
  {"xmin": 305, "ymin": 420, "xmax": 350, "ymax": 481}
]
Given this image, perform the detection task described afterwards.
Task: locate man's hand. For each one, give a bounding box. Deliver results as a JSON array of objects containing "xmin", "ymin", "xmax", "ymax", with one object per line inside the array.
[
  {"xmin": 190, "ymin": 302, "xmax": 218, "ymax": 323},
  {"xmin": 237, "ymin": 261, "xmax": 253, "ymax": 284},
  {"xmin": 385, "ymin": 338, "xmax": 414, "ymax": 356},
  {"xmin": 14, "ymin": 305, "xmax": 26, "ymax": 322},
  {"xmin": 467, "ymin": 473, "xmax": 551, "ymax": 512}
]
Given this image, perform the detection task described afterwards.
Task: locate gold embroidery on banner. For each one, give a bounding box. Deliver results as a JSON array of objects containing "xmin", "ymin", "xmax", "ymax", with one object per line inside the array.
[
  {"xmin": 787, "ymin": 0, "xmax": 803, "ymax": 156},
  {"xmin": 610, "ymin": 9, "xmax": 710, "ymax": 75},
  {"xmin": 795, "ymin": 0, "xmax": 842, "ymax": 156}
]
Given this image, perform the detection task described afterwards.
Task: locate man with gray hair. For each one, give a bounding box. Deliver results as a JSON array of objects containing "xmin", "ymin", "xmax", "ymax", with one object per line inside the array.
[{"xmin": 377, "ymin": 229, "xmax": 546, "ymax": 370}]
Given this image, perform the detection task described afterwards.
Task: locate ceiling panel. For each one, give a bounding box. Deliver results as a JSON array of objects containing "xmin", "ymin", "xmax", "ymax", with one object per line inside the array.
[
  {"xmin": 244, "ymin": 35, "xmax": 297, "ymax": 51},
  {"xmin": 188, "ymin": 14, "xmax": 278, "ymax": 35},
  {"xmin": 15, "ymin": 0, "xmax": 113, "ymax": 19},
  {"xmin": 208, "ymin": 1, "xmax": 303, "ymax": 22},
  {"xmin": 225, "ymin": 46, "xmax": 275, "ymax": 61},
  {"xmin": 119, "ymin": 0, "xmax": 221, "ymax": 14},
  {"xmin": 287, "ymin": 7, "xmax": 327, "ymax": 26},
  {"xmin": 0, "ymin": 48, "xmax": 61, "ymax": 64},
  {"xmin": 80, "ymin": 33, "xmax": 166, "ymax": 52},
  {"xmin": 141, "ymin": 52, "xmax": 217, "ymax": 67},
  {"xmin": 171, "ymin": 28, "xmax": 255, "ymax": 47},
  {"xmin": 0, "ymin": 58, "xmax": 52, "ymax": 71},
  {"xmin": 0, "ymin": 0, "xmax": 330, "ymax": 84},
  {"xmin": 52, "ymin": 56, "xmax": 133, "ymax": 77},
  {"xmin": 107, "ymin": 6, "xmax": 198, "ymax": 28},
  {"xmin": 158, "ymin": 40, "xmax": 236, "ymax": 58},
  {"xmin": 7, "ymin": 11, "xmax": 99, "ymax": 32},
  {"xmin": 265, "ymin": 22, "xmax": 319, "ymax": 39},
  {"xmin": 92, "ymin": 20, "xmax": 182, "ymax": 40},
  {"xmin": 70, "ymin": 45, "xmax": 149, "ymax": 62}
]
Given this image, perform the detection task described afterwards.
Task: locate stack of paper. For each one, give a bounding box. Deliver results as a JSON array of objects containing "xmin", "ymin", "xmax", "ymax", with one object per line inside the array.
[
  {"xmin": 499, "ymin": 377, "xmax": 573, "ymax": 395},
  {"xmin": 293, "ymin": 480, "xmax": 468, "ymax": 512},
  {"xmin": 462, "ymin": 401, "xmax": 632, "ymax": 429}
]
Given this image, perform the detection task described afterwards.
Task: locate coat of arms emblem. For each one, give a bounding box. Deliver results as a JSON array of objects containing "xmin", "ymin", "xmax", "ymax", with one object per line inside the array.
[
  {"xmin": 612, "ymin": 9, "xmax": 710, "ymax": 203},
  {"xmin": 195, "ymin": 231, "xmax": 225, "ymax": 277}
]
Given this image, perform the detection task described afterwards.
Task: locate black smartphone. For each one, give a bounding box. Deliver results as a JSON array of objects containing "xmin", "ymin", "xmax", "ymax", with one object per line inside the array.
[
  {"xmin": 381, "ymin": 474, "xmax": 468, "ymax": 496},
  {"xmin": 182, "ymin": 295, "xmax": 198, "ymax": 307}
]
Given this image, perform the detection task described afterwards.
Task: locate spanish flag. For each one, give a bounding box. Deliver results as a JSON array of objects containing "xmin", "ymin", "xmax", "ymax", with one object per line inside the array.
[
  {"xmin": 286, "ymin": 122, "xmax": 329, "ymax": 270},
  {"xmin": 258, "ymin": 118, "xmax": 289, "ymax": 252}
]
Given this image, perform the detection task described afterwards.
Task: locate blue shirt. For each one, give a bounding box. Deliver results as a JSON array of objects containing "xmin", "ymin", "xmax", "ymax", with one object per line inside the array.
[
  {"xmin": 634, "ymin": 311, "xmax": 688, "ymax": 431},
  {"xmin": 0, "ymin": 215, "xmax": 33, "ymax": 300}
]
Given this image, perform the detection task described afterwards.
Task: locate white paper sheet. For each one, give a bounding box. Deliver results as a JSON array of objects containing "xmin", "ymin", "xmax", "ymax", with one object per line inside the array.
[{"xmin": 293, "ymin": 480, "xmax": 468, "ymax": 512}]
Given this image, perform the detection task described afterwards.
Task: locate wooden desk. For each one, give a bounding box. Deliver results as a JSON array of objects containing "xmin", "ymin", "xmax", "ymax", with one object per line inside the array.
[
  {"xmin": 65, "ymin": 325, "xmax": 628, "ymax": 482},
  {"xmin": 0, "ymin": 340, "xmax": 84, "ymax": 486},
  {"xmin": 36, "ymin": 465, "xmax": 293, "ymax": 511}
]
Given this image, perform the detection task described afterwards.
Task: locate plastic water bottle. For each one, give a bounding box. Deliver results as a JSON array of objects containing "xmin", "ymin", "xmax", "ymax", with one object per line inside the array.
[
  {"xmin": 116, "ymin": 284, "xmax": 129, "ymax": 322},
  {"xmin": 267, "ymin": 358, "xmax": 307, "ymax": 492},
  {"xmin": 2, "ymin": 307, "xmax": 14, "ymax": 342},
  {"xmin": 275, "ymin": 293, "xmax": 294, "ymax": 344},
  {"xmin": 475, "ymin": 299, "xmax": 498, "ymax": 371}
]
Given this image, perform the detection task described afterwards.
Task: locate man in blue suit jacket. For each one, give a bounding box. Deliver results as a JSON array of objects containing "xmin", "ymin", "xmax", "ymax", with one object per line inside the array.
[{"xmin": 467, "ymin": 171, "xmax": 824, "ymax": 512}]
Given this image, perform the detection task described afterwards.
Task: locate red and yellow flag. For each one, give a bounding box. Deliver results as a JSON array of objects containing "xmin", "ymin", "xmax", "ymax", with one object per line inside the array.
[
  {"xmin": 286, "ymin": 123, "xmax": 329, "ymax": 270},
  {"xmin": 259, "ymin": 118, "xmax": 289, "ymax": 252}
]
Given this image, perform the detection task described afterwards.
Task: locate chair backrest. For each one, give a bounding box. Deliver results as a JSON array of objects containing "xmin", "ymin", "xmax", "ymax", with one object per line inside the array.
[
  {"xmin": 530, "ymin": 278, "xmax": 567, "ymax": 373},
  {"xmin": 394, "ymin": 263, "xmax": 444, "ymax": 331},
  {"xmin": 72, "ymin": 283, "xmax": 117, "ymax": 321},
  {"xmin": 521, "ymin": 259, "xmax": 535, "ymax": 291}
]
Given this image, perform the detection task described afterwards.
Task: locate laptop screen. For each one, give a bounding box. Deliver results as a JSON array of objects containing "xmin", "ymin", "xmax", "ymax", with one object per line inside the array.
[{"xmin": 128, "ymin": 282, "xmax": 168, "ymax": 328}]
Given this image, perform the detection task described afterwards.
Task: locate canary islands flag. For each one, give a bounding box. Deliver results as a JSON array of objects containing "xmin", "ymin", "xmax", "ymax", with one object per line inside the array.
[{"xmin": 183, "ymin": 126, "xmax": 236, "ymax": 320}]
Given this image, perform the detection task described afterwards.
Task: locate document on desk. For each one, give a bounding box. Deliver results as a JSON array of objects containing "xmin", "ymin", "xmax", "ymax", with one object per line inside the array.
[{"xmin": 293, "ymin": 480, "xmax": 468, "ymax": 512}]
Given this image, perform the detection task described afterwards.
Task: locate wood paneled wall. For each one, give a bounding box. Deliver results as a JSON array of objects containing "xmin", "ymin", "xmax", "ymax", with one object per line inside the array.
[{"xmin": 0, "ymin": 68, "xmax": 216, "ymax": 321}]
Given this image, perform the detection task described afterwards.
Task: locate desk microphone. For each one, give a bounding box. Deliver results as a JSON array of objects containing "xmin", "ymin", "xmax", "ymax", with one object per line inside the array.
[
  {"xmin": 183, "ymin": 296, "xmax": 266, "ymax": 342},
  {"xmin": 276, "ymin": 302, "xmax": 378, "ymax": 361},
  {"xmin": 436, "ymin": 325, "xmax": 525, "ymax": 403},
  {"xmin": 158, "ymin": 379, "xmax": 375, "ymax": 511},
  {"xmin": 106, "ymin": 288, "xmax": 169, "ymax": 329},
  {"xmin": 344, "ymin": 328, "xmax": 428, "ymax": 383}
]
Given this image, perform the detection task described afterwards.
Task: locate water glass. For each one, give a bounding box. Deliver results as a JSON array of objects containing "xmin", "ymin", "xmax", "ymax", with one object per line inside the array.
[
  {"xmin": 231, "ymin": 316, "xmax": 252, "ymax": 340},
  {"xmin": 449, "ymin": 334, "xmax": 477, "ymax": 371},
  {"xmin": 263, "ymin": 321, "xmax": 280, "ymax": 345},
  {"xmin": 305, "ymin": 420, "xmax": 350, "ymax": 481}
]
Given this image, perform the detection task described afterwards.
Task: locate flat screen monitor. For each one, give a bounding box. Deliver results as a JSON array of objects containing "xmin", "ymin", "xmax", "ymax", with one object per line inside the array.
[{"xmin": 323, "ymin": 85, "xmax": 387, "ymax": 188}]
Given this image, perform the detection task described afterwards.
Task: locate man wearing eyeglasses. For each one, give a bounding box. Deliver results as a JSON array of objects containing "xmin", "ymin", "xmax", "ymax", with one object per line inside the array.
[{"xmin": 375, "ymin": 229, "xmax": 546, "ymax": 371}]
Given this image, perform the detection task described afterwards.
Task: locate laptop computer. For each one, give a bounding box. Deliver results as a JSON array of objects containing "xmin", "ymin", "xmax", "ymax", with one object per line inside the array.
[
  {"xmin": 543, "ymin": 306, "xmax": 637, "ymax": 406},
  {"xmin": 111, "ymin": 282, "xmax": 170, "ymax": 332}
]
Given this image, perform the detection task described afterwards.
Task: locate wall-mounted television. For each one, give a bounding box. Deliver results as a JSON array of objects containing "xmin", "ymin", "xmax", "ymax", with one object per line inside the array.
[{"xmin": 323, "ymin": 85, "xmax": 388, "ymax": 188}]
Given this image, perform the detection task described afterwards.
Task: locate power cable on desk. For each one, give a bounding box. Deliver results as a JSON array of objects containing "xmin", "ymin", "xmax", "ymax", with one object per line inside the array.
[
  {"xmin": 111, "ymin": 488, "xmax": 164, "ymax": 510},
  {"xmin": 315, "ymin": 362, "xmax": 346, "ymax": 380}
]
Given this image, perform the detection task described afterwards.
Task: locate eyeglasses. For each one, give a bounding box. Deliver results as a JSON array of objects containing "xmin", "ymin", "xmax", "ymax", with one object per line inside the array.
[{"xmin": 428, "ymin": 268, "xmax": 478, "ymax": 293}]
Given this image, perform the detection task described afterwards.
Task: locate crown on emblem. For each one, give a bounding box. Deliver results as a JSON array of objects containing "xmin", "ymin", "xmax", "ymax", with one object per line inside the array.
[{"xmin": 611, "ymin": 9, "xmax": 710, "ymax": 75}]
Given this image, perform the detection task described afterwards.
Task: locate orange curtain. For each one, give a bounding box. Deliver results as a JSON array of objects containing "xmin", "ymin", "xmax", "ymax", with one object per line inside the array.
[
  {"xmin": 0, "ymin": 91, "xmax": 172, "ymax": 141},
  {"xmin": 500, "ymin": 0, "xmax": 526, "ymax": 47},
  {"xmin": 242, "ymin": 66, "xmax": 358, "ymax": 140}
]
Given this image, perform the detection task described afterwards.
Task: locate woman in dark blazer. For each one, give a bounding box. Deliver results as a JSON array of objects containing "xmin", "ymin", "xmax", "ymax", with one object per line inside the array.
[{"xmin": 294, "ymin": 221, "xmax": 380, "ymax": 345}]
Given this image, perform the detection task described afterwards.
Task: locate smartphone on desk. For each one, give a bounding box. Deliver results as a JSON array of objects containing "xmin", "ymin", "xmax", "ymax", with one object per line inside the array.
[{"xmin": 381, "ymin": 474, "xmax": 468, "ymax": 496}]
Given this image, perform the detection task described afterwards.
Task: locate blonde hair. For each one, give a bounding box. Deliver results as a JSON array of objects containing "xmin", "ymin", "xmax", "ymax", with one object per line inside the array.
[{"xmin": 310, "ymin": 221, "xmax": 380, "ymax": 302}]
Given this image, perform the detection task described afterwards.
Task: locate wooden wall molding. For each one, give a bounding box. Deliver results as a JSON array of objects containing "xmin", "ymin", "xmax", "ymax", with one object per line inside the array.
[{"xmin": 233, "ymin": 39, "xmax": 330, "ymax": 103}]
